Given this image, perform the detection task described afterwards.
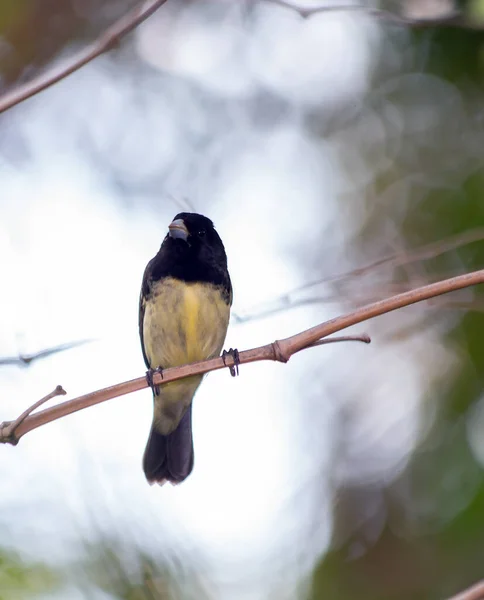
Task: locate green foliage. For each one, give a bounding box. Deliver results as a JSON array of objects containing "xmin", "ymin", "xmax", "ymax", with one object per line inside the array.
[
  {"xmin": 0, "ymin": 548, "xmax": 58, "ymax": 600},
  {"xmin": 76, "ymin": 538, "xmax": 212, "ymax": 600}
]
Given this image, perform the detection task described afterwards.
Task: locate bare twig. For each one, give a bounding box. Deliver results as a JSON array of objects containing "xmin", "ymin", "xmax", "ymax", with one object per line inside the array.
[
  {"xmin": 234, "ymin": 228, "xmax": 484, "ymax": 323},
  {"xmin": 1, "ymin": 386, "xmax": 66, "ymax": 444},
  {"xmin": 447, "ymin": 580, "xmax": 484, "ymax": 600},
  {"xmin": 297, "ymin": 227, "xmax": 484, "ymax": 295},
  {"xmin": 0, "ymin": 0, "xmax": 478, "ymax": 117},
  {"xmin": 0, "ymin": 0, "xmax": 168, "ymax": 115},
  {"xmin": 233, "ymin": 281, "xmax": 484, "ymax": 323},
  {"xmin": 1, "ymin": 268, "xmax": 484, "ymax": 445},
  {"xmin": 261, "ymin": 0, "xmax": 475, "ymax": 29},
  {"xmin": 310, "ymin": 333, "xmax": 371, "ymax": 346},
  {"xmin": 0, "ymin": 340, "xmax": 93, "ymax": 368}
]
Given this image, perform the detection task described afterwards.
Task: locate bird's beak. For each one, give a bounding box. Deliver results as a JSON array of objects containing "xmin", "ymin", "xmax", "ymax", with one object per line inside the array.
[{"xmin": 168, "ymin": 219, "xmax": 189, "ymax": 241}]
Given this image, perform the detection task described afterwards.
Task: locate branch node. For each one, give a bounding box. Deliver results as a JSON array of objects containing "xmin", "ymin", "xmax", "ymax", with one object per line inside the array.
[
  {"xmin": 272, "ymin": 340, "xmax": 290, "ymax": 363},
  {"xmin": 0, "ymin": 421, "xmax": 18, "ymax": 446},
  {"xmin": 0, "ymin": 385, "xmax": 67, "ymax": 445}
]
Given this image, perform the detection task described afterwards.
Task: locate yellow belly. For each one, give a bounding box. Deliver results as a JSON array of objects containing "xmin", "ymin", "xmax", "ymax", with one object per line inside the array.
[{"xmin": 143, "ymin": 277, "xmax": 230, "ymax": 434}]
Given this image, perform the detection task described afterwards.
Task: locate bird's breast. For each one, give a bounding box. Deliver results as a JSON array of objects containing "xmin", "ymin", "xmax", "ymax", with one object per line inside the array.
[{"xmin": 143, "ymin": 277, "xmax": 230, "ymax": 369}]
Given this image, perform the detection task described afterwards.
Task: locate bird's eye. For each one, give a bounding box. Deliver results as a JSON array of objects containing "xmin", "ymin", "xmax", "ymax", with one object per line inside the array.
[{"xmin": 198, "ymin": 229, "xmax": 206, "ymax": 237}]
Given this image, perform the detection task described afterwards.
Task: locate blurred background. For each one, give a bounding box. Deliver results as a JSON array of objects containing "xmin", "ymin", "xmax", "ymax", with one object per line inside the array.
[{"xmin": 2, "ymin": 0, "xmax": 484, "ymax": 598}]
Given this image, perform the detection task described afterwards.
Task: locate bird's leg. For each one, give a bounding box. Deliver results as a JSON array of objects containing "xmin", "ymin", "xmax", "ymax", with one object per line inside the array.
[
  {"xmin": 222, "ymin": 348, "xmax": 240, "ymax": 377},
  {"xmin": 146, "ymin": 366, "xmax": 164, "ymax": 395}
]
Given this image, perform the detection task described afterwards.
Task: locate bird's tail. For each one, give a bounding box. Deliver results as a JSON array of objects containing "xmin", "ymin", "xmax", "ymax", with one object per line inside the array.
[{"xmin": 142, "ymin": 405, "xmax": 194, "ymax": 485}]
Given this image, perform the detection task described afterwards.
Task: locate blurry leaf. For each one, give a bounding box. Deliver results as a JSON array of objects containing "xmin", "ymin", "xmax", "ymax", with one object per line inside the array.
[
  {"xmin": 77, "ymin": 537, "xmax": 212, "ymax": 600},
  {"xmin": 467, "ymin": 0, "xmax": 484, "ymax": 23},
  {"xmin": 0, "ymin": 548, "xmax": 58, "ymax": 599}
]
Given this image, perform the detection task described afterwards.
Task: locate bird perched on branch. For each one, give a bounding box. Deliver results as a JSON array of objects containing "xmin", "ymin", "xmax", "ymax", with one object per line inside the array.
[{"xmin": 139, "ymin": 212, "xmax": 232, "ymax": 485}]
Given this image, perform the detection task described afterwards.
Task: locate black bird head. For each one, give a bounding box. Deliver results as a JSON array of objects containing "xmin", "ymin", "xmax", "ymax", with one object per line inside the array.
[
  {"xmin": 168, "ymin": 212, "xmax": 216, "ymax": 245},
  {"xmin": 152, "ymin": 212, "xmax": 229, "ymax": 285}
]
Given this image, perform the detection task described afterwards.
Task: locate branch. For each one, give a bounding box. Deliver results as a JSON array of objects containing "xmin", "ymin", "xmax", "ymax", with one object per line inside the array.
[
  {"xmin": 0, "ymin": 0, "xmax": 168, "ymax": 115},
  {"xmin": 0, "ymin": 386, "xmax": 66, "ymax": 444},
  {"xmin": 1, "ymin": 269, "xmax": 484, "ymax": 445},
  {"xmin": 262, "ymin": 1, "xmax": 480, "ymax": 30},
  {"xmin": 0, "ymin": 0, "xmax": 476, "ymax": 117},
  {"xmin": 234, "ymin": 227, "xmax": 484, "ymax": 323},
  {"xmin": 0, "ymin": 340, "xmax": 93, "ymax": 368},
  {"xmin": 311, "ymin": 333, "xmax": 370, "ymax": 346},
  {"xmin": 447, "ymin": 580, "xmax": 484, "ymax": 600}
]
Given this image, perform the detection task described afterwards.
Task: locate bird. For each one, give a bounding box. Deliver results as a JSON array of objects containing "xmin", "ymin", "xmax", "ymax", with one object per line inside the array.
[{"xmin": 139, "ymin": 212, "xmax": 232, "ymax": 485}]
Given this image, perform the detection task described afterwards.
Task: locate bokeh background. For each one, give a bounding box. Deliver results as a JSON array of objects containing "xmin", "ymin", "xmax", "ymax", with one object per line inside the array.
[{"xmin": 2, "ymin": 0, "xmax": 484, "ymax": 598}]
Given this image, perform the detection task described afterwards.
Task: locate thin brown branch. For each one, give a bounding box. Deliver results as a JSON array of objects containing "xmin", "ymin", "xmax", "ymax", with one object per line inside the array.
[
  {"xmin": 234, "ymin": 228, "xmax": 484, "ymax": 323},
  {"xmin": 310, "ymin": 333, "xmax": 371, "ymax": 346},
  {"xmin": 1, "ymin": 386, "xmax": 66, "ymax": 444},
  {"xmin": 0, "ymin": 0, "xmax": 477, "ymax": 117},
  {"xmin": 304, "ymin": 227, "xmax": 484, "ymax": 294},
  {"xmin": 277, "ymin": 269, "xmax": 484, "ymax": 358},
  {"xmin": 233, "ymin": 281, "xmax": 484, "ymax": 323},
  {"xmin": 447, "ymin": 580, "xmax": 484, "ymax": 600},
  {"xmin": 1, "ymin": 269, "xmax": 483, "ymax": 446},
  {"xmin": 0, "ymin": 340, "xmax": 93, "ymax": 367},
  {"xmin": 262, "ymin": 0, "xmax": 475, "ymax": 29},
  {"xmin": 0, "ymin": 0, "xmax": 168, "ymax": 115}
]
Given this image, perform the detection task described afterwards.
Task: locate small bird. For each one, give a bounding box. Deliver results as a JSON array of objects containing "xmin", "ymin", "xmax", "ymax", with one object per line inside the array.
[{"xmin": 139, "ymin": 212, "xmax": 232, "ymax": 485}]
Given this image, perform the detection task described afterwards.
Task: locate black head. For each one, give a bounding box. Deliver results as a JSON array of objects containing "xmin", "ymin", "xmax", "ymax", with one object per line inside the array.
[
  {"xmin": 169, "ymin": 213, "xmax": 216, "ymax": 245},
  {"xmin": 150, "ymin": 212, "xmax": 229, "ymax": 285}
]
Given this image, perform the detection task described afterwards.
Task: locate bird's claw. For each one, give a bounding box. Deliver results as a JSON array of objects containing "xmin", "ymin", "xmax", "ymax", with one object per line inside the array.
[
  {"xmin": 146, "ymin": 366, "xmax": 163, "ymax": 395},
  {"xmin": 222, "ymin": 348, "xmax": 240, "ymax": 377}
]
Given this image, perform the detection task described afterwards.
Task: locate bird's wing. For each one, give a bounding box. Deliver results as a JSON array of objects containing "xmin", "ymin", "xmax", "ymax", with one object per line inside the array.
[
  {"xmin": 227, "ymin": 272, "xmax": 233, "ymax": 306},
  {"xmin": 139, "ymin": 259, "xmax": 153, "ymax": 369}
]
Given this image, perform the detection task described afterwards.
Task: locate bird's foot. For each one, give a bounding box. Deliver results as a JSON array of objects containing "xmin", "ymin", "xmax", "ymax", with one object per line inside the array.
[
  {"xmin": 146, "ymin": 366, "xmax": 163, "ymax": 395},
  {"xmin": 222, "ymin": 348, "xmax": 240, "ymax": 377}
]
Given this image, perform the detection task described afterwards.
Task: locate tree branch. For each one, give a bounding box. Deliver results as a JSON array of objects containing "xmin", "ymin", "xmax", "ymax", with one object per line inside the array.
[
  {"xmin": 233, "ymin": 227, "xmax": 484, "ymax": 323},
  {"xmin": 0, "ymin": 386, "xmax": 66, "ymax": 444},
  {"xmin": 261, "ymin": 1, "xmax": 479, "ymax": 30},
  {"xmin": 1, "ymin": 268, "xmax": 484, "ymax": 445},
  {"xmin": 0, "ymin": 340, "xmax": 93, "ymax": 368},
  {"xmin": 0, "ymin": 0, "xmax": 168, "ymax": 115},
  {"xmin": 0, "ymin": 0, "xmax": 478, "ymax": 117},
  {"xmin": 448, "ymin": 580, "xmax": 484, "ymax": 600}
]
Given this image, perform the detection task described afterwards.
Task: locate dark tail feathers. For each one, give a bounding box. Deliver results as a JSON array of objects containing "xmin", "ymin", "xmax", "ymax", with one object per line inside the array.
[{"xmin": 143, "ymin": 405, "xmax": 194, "ymax": 485}]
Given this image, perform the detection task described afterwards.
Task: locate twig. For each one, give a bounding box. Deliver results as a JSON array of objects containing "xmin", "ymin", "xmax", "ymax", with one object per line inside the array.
[
  {"xmin": 262, "ymin": 0, "xmax": 473, "ymax": 29},
  {"xmin": 298, "ymin": 228, "xmax": 484, "ymax": 294},
  {"xmin": 1, "ymin": 268, "xmax": 483, "ymax": 445},
  {"xmin": 309, "ymin": 333, "xmax": 370, "ymax": 346},
  {"xmin": 233, "ymin": 228, "xmax": 484, "ymax": 323},
  {"xmin": 447, "ymin": 580, "xmax": 484, "ymax": 600},
  {"xmin": 0, "ymin": 0, "xmax": 168, "ymax": 115},
  {"xmin": 233, "ymin": 281, "xmax": 484, "ymax": 323},
  {"xmin": 0, "ymin": 340, "xmax": 93, "ymax": 368},
  {"xmin": 1, "ymin": 386, "xmax": 66, "ymax": 444},
  {"xmin": 0, "ymin": 0, "xmax": 477, "ymax": 117}
]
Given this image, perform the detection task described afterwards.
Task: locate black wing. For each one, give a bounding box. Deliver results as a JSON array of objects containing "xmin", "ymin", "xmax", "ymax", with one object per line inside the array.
[{"xmin": 139, "ymin": 258, "xmax": 154, "ymax": 369}]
